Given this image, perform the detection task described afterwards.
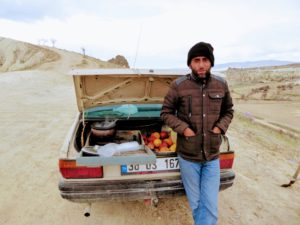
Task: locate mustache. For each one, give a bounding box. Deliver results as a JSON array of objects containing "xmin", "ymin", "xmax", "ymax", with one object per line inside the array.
[{"xmin": 191, "ymin": 69, "xmax": 211, "ymax": 77}]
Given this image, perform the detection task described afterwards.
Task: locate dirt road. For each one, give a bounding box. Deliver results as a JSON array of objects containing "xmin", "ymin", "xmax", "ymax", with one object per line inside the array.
[{"xmin": 0, "ymin": 71, "xmax": 299, "ymax": 225}]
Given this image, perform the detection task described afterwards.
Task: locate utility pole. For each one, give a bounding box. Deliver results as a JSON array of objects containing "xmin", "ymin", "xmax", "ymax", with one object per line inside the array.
[
  {"xmin": 81, "ymin": 47, "xmax": 86, "ymax": 57},
  {"xmin": 50, "ymin": 38, "xmax": 57, "ymax": 47}
]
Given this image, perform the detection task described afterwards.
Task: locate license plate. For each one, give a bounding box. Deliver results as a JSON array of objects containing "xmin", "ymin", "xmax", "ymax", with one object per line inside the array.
[{"xmin": 121, "ymin": 157, "xmax": 179, "ymax": 175}]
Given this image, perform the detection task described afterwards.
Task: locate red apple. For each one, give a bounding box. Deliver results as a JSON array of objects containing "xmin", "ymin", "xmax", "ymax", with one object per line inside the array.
[
  {"xmin": 160, "ymin": 131, "xmax": 169, "ymax": 139},
  {"xmin": 147, "ymin": 142, "xmax": 155, "ymax": 150},
  {"xmin": 160, "ymin": 141, "xmax": 168, "ymax": 148},
  {"xmin": 151, "ymin": 132, "xmax": 160, "ymax": 139},
  {"xmin": 147, "ymin": 136, "xmax": 155, "ymax": 143}
]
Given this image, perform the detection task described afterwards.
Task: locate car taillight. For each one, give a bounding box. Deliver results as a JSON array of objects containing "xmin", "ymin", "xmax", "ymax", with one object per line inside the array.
[
  {"xmin": 59, "ymin": 159, "xmax": 103, "ymax": 179},
  {"xmin": 220, "ymin": 152, "xmax": 234, "ymax": 169}
]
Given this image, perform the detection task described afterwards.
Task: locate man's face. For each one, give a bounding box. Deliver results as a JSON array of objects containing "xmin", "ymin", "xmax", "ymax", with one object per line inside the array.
[{"xmin": 189, "ymin": 56, "xmax": 211, "ymax": 78}]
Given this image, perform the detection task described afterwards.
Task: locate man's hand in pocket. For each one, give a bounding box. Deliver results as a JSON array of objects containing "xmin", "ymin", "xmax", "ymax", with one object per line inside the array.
[{"xmin": 183, "ymin": 128, "xmax": 196, "ymax": 137}]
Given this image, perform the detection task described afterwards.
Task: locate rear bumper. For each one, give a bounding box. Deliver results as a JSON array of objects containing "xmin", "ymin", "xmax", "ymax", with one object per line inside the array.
[{"xmin": 59, "ymin": 170, "xmax": 235, "ymax": 203}]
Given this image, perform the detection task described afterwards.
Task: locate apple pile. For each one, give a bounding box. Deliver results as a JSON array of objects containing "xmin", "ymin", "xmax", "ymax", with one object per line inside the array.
[{"xmin": 142, "ymin": 131, "xmax": 176, "ymax": 152}]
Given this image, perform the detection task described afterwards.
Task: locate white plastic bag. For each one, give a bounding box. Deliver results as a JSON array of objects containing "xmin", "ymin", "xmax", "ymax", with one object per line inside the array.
[
  {"xmin": 96, "ymin": 141, "xmax": 140, "ymax": 157},
  {"xmin": 116, "ymin": 141, "xmax": 140, "ymax": 152},
  {"xmin": 96, "ymin": 143, "xmax": 117, "ymax": 157}
]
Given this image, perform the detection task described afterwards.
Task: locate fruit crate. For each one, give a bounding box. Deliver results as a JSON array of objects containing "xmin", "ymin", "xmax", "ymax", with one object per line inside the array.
[{"xmin": 141, "ymin": 126, "xmax": 177, "ymax": 156}]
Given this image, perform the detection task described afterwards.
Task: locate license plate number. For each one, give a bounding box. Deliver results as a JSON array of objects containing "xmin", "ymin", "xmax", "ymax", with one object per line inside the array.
[{"xmin": 121, "ymin": 157, "xmax": 179, "ymax": 175}]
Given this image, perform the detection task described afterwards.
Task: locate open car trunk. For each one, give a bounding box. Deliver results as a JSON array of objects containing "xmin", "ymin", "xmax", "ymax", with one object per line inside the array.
[{"xmin": 65, "ymin": 69, "xmax": 189, "ymax": 174}]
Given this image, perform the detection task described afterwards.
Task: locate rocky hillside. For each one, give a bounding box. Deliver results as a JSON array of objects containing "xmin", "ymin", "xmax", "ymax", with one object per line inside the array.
[
  {"xmin": 107, "ymin": 55, "xmax": 130, "ymax": 68},
  {"xmin": 0, "ymin": 37, "xmax": 128, "ymax": 73},
  {"xmin": 225, "ymin": 64, "xmax": 300, "ymax": 101}
]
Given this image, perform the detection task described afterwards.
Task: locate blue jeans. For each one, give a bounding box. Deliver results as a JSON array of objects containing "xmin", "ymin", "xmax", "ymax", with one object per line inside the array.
[{"xmin": 178, "ymin": 155, "xmax": 220, "ymax": 225}]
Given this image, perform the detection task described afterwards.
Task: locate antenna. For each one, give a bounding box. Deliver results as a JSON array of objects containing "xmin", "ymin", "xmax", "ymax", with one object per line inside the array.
[{"xmin": 133, "ymin": 23, "xmax": 143, "ymax": 69}]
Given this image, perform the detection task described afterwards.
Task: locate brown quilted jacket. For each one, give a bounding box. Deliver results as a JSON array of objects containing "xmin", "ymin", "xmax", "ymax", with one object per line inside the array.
[{"xmin": 161, "ymin": 73, "xmax": 234, "ymax": 162}]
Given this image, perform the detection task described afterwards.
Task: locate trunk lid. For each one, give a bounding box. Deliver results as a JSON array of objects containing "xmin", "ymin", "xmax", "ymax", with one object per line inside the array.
[{"xmin": 70, "ymin": 68, "xmax": 189, "ymax": 112}]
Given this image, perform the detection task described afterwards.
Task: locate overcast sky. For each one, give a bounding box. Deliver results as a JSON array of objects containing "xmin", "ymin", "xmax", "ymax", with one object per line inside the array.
[{"xmin": 0, "ymin": 0, "xmax": 300, "ymax": 68}]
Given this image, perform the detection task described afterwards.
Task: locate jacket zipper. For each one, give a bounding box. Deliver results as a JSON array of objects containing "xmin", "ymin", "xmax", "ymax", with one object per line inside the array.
[
  {"xmin": 188, "ymin": 95, "xmax": 192, "ymax": 117},
  {"xmin": 201, "ymin": 84, "xmax": 207, "ymax": 160}
]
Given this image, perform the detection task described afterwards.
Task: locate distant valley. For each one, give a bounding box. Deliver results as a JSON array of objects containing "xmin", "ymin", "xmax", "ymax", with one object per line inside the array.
[{"xmin": 214, "ymin": 60, "xmax": 297, "ymax": 71}]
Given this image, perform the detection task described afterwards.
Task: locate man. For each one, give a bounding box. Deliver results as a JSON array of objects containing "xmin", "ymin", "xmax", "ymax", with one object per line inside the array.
[{"xmin": 161, "ymin": 42, "xmax": 234, "ymax": 225}]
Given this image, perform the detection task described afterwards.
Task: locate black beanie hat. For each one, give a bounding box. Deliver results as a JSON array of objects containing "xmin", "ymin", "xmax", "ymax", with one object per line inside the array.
[{"xmin": 187, "ymin": 42, "xmax": 214, "ymax": 67}]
